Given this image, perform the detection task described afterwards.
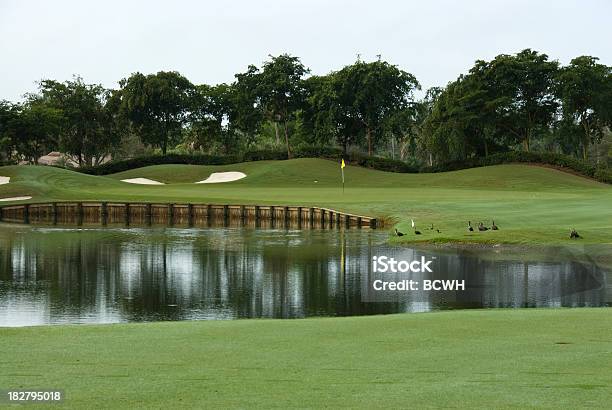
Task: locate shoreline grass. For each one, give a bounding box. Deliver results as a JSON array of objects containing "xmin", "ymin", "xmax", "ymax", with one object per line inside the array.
[{"xmin": 1, "ymin": 308, "xmax": 611, "ymax": 408}]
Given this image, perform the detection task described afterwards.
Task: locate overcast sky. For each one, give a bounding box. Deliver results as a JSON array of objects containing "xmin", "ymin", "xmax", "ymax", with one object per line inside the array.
[{"xmin": 1, "ymin": 0, "xmax": 610, "ymax": 101}]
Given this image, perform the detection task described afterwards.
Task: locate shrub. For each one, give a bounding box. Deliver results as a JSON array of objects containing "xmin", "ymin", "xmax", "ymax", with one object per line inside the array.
[
  {"xmin": 80, "ymin": 153, "xmax": 240, "ymax": 175},
  {"xmin": 347, "ymin": 154, "xmax": 419, "ymax": 173},
  {"xmin": 293, "ymin": 146, "xmax": 343, "ymax": 159},
  {"xmin": 420, "ymin": 151, "xmax": 611, "ymax": 184},
  {"xmin": 242, "ymin": 150, "xmax": 288, "ymax": 162},
  {"xmin": 594, "ymin": 167, "xmax": 612, "ymax": 184}
]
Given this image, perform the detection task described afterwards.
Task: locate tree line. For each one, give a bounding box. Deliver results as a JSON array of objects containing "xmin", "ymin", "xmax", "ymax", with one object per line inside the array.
[{"xmin": 1, "ymin": 50, "xmax": 611, "ymax": 168}]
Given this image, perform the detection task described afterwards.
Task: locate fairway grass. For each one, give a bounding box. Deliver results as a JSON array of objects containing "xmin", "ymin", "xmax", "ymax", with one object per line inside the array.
[
  {"xmin": 0, "ymin": 158, "xmax": 611, "ymax": 245},
  {"xmin": 1, "ymin": 309, "xmax": 611, "ymax": 408}
]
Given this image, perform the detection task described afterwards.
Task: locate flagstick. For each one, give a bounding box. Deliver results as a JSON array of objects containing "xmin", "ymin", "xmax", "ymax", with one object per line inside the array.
[{"xmin": 341, "ymin": 158, "xmax": 346, "ymax": 193}]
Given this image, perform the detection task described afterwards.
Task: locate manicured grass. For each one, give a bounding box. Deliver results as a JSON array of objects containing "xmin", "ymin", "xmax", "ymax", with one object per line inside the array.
[
  {"xmin": 0, "ymin": 309, "xmax": 610, "ymax": 408},
  {"xmin": 1, "ymin": 158, "xmax": 611, "ymax": 244}
]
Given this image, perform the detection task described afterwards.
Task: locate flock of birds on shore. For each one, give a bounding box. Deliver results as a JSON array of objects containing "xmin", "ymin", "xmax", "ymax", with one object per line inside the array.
[{"xmin": 394, "ymin": 220, "xmax": 582, "ymax": 239}]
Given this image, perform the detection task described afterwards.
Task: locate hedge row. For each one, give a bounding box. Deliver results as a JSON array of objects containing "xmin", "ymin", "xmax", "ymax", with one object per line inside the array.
[
  {"xmin": 79, "ymin": 147, "xmax": 415, "ymax": 175},
  {"xmin": 78, "ymin": 148, "xmax": 611, "ymax": 184},
  {"xmin": 79, "ymin": 153, "xmax": 242, "ymax": 175},
  {"xmin": 421, "ymin": 152, "xmax": 612, "ymax": 184}
]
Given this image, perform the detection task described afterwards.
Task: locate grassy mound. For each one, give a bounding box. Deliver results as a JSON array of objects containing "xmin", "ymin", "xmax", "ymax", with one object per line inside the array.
[
  {"xmin": 108, "ymin": 158, "xmax": 605, "ymax": 189},
  {"xmin": 0, "ymin": 159, "xmax": 611, "ymax": 244},
  {"xmin": 76, "ymin": 150, "xmax": 612, "ymax": 184},
  {"xmin": 1, "ymin": 309, "xmax": 611, "ymax": 408}
]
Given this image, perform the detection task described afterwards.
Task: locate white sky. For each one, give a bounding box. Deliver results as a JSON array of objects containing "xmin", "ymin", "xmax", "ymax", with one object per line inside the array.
[{"xmin": 1, "ymin": 0, "xmax": 610, "ymax": 101}]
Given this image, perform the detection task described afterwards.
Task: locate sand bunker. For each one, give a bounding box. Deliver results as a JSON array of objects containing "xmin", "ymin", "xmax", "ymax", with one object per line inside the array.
[
  {"xmin": 196, "ymin": 172, "xmax": 246, "ymax": 184},
  {"xmin": 121, "ymin": 178, "xmax": 165, "ymax": 185},
  {"xmin": 0, "ymin": 176, "xmax": 10, "ymax": 185},
  {"xmin": 0, "ymin": 196, "xmax": 32, "ymax": 202}
]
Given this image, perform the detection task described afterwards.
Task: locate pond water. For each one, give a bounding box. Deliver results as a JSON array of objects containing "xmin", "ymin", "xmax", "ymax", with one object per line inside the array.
[{"xmin": 0, "ymin": 225, "xmax": 609, "ymax": 326}]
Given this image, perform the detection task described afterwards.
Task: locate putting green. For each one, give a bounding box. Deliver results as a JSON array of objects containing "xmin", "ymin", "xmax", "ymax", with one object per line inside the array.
[
  {"xmin": 0, "ymin": 158, "xmax": 610, "ymax": 244},
  {"xmin": 1, "ymin": 309, "xmax": 611, "ymax": 408}
]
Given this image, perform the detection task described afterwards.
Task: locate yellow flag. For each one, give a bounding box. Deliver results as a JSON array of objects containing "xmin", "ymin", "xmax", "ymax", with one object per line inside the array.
[{"xmin": 341, "ymin": 159, "xmax": 346, "ymax": 169}]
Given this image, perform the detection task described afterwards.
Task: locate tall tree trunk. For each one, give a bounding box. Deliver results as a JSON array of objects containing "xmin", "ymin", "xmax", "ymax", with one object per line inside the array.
[
  {"xmin": 581, "ymin": 121, "xmax": 590, "ymax": 161},
  {"xmin": 163, "ymin": 118, "xmax": 169, "ymax": 155},
  {"xmin": 523, "ymin": 126, "xmax": 531, "ymax": 152},
  {"xmin": 274, "ymin": 122, "xmax": 280, "ymax": 145},
  {"xmin": 283, "ymin": 121, "xmax": 291, "ymax": 158},
  {"xmin": 484, "ymin": 139, "xmax": 489, "ymax": 157},
  {"xmin": 366, "ymin": 127, "xmax": 372, "ymax": 156}
]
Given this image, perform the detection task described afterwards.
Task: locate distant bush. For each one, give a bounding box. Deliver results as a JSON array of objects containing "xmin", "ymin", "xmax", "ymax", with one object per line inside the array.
[
  {"xmin": 347, "ymin": 154, "xmax": 419, "ymax": 173},
  {"xmin": 421, "ymin": 151, "xmax": 612, "ymax": 184},
  {"xmin": 293, "ymin": 146, "xmax": 343, "ymax": 159},
  {"xmin": 293, "ymin": 146, "xmax": 417, "ymax": 172},
  {"xmin": 241, "ymin": 150, "xmax": 288, "ymax": 162},
  {"xmin": 594, "ymin": 167, "xmax": 612, "ymax": 184},
  {"xmin": 80, "ymin": 153, "xmax": 240, "ymax": 175}
]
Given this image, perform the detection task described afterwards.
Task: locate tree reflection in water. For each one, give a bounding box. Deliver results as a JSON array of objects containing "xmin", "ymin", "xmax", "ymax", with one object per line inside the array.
[{"xmin": 0, "ymin": 226, "xmax": 608, "ymax": 326}]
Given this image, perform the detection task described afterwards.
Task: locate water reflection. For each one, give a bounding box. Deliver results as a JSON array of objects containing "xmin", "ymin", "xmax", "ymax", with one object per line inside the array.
[{"xmin": 0, "ymin": 225, "xmax": 608, "ymax": 326}]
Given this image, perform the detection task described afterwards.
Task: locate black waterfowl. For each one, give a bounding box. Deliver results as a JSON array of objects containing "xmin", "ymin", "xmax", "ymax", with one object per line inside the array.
[
  {"xmin": 414, "ymin": 229, "xmax": 422, "ymax": 235},
  {"xmin": 394, "ymin": 228, "xmax": 405, "ymax": 237},
  {"xmin": 467, "ymin": 221, "xmax": 474, "ymax": 232},
  {"xmin": 478, "ymin": 222, "xmax": 489, "ymax": 231},
  {"xmin": 436, "ymin": 229, "xmax": 441, "ymax": 233},
  {"xmin": 569, "ymin": 228, "xmax": 581, "ymax": 239},
  {"xmin": 491, "ymin": 220, "xmax": 498, "ymax": 230},
  {"xmin": 429, "ymin": 223, "xmax": 434, "ymax": 230}
]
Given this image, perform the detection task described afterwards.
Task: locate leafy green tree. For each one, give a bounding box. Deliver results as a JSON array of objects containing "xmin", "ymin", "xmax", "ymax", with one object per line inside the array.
[
  {"xmin": 119, "ymin": 71, "xmax": 194, "ymax": 154},
  {"xmin": 11, "ymin": 97, "xmax": 62, "ymax": 163},
  {"xmin": 423, "ymin": 75, "xmax": 508, "ymax": 164},
  {"xmin": 257, "ymin": 54, "xmax": 309, "ymax": 157},
  {"xmin": 301, "ymin": 74, "xmax": 362, "ymax": 153},
  {"xmin": 188, "ymin": 84, "xmax": 239, "ymax": 153},
  {"xmin": 422, "ymin": 80, "xmax": 471, "ymax": 163},
  {"xmin": 556, "ymin": 56, "xmax": 612, "ymax": 159},
  {"xmin": 37, "ymin": 77, "xmax": 116, "ymax": 166},
  {"xmin": 388, "ymin": 87, "xmax": 442, "ymax": 161},
  {"xmin": 335, "ymin": 60, "xmax": 420, "ymax": 155},
  {"xmin": 422, "ymin": 50, "xmax": 560, "ymax": 164},
  {"xmin": 0, "ymin": 101, "xmax": 19, "ymax": 162},
  {"xmin": 484, "ymin": 49, "xmax": 559, "ymax": 152},
  {"xmin": 231, "ymin": 65, "xmax": 265, "ymax": 146}
]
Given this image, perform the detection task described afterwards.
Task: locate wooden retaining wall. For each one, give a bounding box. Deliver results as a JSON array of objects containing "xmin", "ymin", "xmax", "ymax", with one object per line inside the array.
[{"xmin": 0, "ymin": 202, "xmax": 378, "ymax": 229}]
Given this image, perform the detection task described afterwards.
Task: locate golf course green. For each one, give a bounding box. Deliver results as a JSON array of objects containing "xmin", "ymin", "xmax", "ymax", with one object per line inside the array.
[
  {"xmin": 0, "ymin": 158, "xmax": 610, "ymax": 244},
  {"xmin": 1, "ymin": 309, "xmax": 611, "ymax": 408}
]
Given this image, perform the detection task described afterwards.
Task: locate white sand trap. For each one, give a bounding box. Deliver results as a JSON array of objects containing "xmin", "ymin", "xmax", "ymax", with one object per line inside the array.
[
  {"xmin": 121, "ymin": 178, "xmax": 165, "ymax": 185},
  {"xmin": 0, "ymin": 176, "xmax": 10, "ymax": 185},
  {"xmin": 0, "ymin": 196, "xmax": 31, "ymax": 202},
  {"xmin": 196, "ymin": 172, "xmax": 246, "ymax": 184}
]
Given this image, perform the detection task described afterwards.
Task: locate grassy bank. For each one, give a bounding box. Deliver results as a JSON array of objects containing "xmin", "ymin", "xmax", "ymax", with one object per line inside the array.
[
  {"xmin": 0, "ymin": 158, "xmax": 611, "ymax": 244},
  {"xmin": 1, "ymin": 309, "xmax": 611, "ymax": 408}
]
